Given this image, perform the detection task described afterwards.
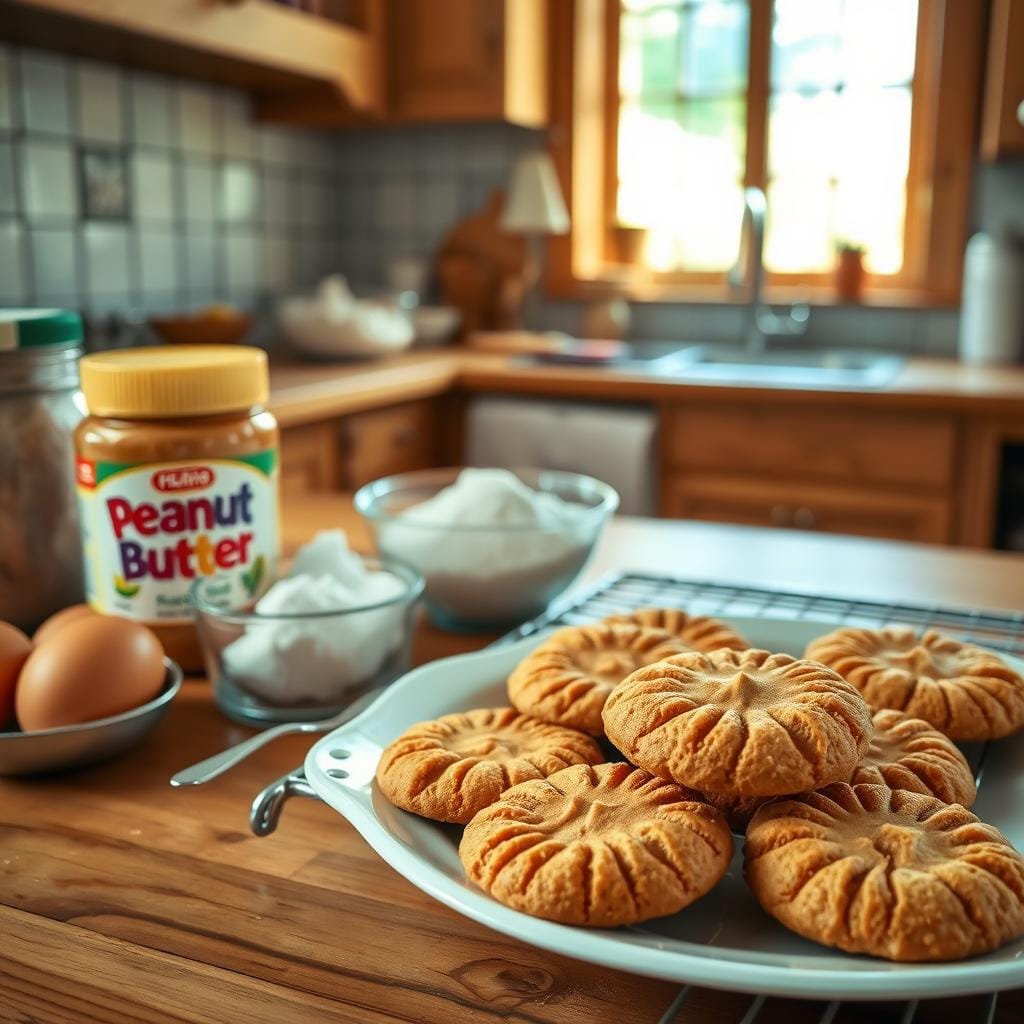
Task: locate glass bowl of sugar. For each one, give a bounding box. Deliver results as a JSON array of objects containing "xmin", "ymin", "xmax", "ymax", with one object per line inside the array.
[
  {"xmin": 190, "ymin": 531, "xmax": 424, "ymax": 726},
  {"xmin": 354, "ymin": 467, "xmax": 619, "ymax": 632}
]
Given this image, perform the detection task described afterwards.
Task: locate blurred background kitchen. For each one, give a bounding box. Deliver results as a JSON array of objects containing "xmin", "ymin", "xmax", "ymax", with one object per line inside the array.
[{"xmin": 1, "ymin": 0, "xmax": 1023, "ymax": 544}]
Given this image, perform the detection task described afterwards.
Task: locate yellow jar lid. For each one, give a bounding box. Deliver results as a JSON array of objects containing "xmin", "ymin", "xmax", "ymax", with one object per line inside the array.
[{"xmin": 80, "ymin": 345, "xmax": 269, "ymax": 418}]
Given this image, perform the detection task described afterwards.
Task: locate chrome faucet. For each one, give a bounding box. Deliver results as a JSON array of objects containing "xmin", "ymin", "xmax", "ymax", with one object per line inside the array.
[{"xmin": 729, "ymin": 186, "xmax": 810, "ymax": 353}]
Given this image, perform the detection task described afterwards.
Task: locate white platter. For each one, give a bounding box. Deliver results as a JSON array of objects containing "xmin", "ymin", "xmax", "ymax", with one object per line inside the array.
[{"xmin": 304, "ymin": 616, "xmax": 1024, "ymax": 1001}]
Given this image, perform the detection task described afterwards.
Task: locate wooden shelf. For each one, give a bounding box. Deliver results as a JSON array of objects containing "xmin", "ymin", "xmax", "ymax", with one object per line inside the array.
[{"xmin": 0, "ymin": 0, "xmax": 383, "ymax": 118}]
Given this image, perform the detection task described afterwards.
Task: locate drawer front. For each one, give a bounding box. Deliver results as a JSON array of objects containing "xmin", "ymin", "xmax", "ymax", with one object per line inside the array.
[
  {"xmin": 344, "ymin": 400, "xmax": 438, "ymax": 488},
  {"xmin": 280, "ymin": 422, "xmax": 341, "ymax": 495},
  {"xmin": 663, "ymin": 473, "xmax": 952, "ymax": 544},
  {"xmin": 664, "ymin": 406, "xmax": 956, "ymax": 488}
]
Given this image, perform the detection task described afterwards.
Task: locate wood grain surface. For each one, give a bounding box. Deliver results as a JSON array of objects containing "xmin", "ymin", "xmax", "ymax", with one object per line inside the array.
[{"xmin": 4, "ymin": 500, "xmax": 1024, "ymax": 1023}]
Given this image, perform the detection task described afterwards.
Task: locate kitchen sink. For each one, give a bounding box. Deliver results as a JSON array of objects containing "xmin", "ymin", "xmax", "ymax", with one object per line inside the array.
[{"xmin": 665, "ymin": 345, "xmax": 905, "ymax": 389}]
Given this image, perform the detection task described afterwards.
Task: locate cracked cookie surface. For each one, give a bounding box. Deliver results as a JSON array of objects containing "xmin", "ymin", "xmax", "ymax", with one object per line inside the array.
[
  {"xmin": 459, "ymin": 761, "xmax": 733, "ymax": 926},
  {"xmin": 806, "ymin": 626, "xmax": 1024, "ymax": 741},
  {"xmin": 375, "ymin": 707, "xmax": 603, "ymax": 824},
  {"xmin": 744, "ymin": 783, "xmax": 1024, "ymax": 961},
  {"xmin": 508, "ymin": 623, "xmax": 689, "ymax": 736},
  {"xmin": 852, "ymin": 707, "xmax": 976, "ymax": 807},
  {"xmin": 602, "ymin": 648, "xmax": 872, "ymax": 797},
  {"xmin": 602, "ymin": 607, "xmax": 750, "ymax": 653}
]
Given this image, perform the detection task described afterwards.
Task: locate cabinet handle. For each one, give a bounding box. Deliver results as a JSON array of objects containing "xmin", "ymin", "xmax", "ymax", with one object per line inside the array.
[
  {"xmin": 793, "ymin": 506, "xmax": 817, "ymax": 529},
  {"xmin": 770, "ymin": 504, "xmax": 791, "ymax": 526}
]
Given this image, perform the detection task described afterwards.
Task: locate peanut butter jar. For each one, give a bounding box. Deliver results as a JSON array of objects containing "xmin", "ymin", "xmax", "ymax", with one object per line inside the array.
[{"xmin": 75, "ymin": 346, "xmax": 280, "ymax": 672}]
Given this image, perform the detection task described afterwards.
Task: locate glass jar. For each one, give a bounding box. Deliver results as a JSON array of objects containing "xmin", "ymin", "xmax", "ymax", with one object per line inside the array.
[
  {"xmin": 0, "ymin": 309, "xmax": 86, "ymax": 631},
  {"xmin": 74, "ymin": 345, "xmax": 280, "ymax": 672}
]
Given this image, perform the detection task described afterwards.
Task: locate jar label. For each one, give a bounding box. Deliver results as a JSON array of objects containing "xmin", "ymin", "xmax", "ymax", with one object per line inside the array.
[{"xmin": 76, "ymin": 451, "xmax": 279, "ymax": 623}]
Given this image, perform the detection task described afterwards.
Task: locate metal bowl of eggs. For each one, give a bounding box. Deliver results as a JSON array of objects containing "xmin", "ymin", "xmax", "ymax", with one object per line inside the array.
[{"xmin": 0, "ymin": 606, "xmax": 181, "ymax": 776}]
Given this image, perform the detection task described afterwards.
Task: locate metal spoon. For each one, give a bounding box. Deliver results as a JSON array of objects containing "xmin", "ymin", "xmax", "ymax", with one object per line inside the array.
[{"xmin": 169, "ymin": 689, "xmax": 380, "ymax": 788}]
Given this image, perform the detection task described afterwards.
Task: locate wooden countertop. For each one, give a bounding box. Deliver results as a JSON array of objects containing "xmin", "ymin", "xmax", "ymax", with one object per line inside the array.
[
  {"xmin": 268, "ymin": 348, "xmax": 1024, "ymax": 427},
  {"xmin": 4, "ymin": 496, "xmax": 1024, "ymax": 1023}
]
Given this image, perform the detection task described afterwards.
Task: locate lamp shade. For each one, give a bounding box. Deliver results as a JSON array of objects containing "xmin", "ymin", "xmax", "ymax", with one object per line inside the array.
[{"xmin": 501, "ymin": 150, "xmax": 570, "ymax": 235}]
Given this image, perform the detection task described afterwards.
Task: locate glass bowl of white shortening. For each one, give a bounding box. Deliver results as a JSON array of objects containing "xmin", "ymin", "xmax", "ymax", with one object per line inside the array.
[{"xmin": 354, "ymin": 467, "xmax": 619, "ymax": 631}]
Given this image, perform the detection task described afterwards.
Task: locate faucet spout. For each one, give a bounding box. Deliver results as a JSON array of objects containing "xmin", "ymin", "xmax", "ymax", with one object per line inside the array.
[{"xmin": 730, "ymin": 185, "xmax": 809, "ymax": 354}]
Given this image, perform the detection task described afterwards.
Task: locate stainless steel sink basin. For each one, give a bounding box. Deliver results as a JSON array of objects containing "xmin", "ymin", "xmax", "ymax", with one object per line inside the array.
[{"xmin": 666, "ymin": 345, "xmax": 904, "ymax": 388}]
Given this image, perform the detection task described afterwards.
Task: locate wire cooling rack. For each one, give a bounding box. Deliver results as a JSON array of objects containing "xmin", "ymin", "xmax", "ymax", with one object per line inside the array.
[{"xmin": 498, "ymin": 571, "xmax": 1022, "ymax": 1024}]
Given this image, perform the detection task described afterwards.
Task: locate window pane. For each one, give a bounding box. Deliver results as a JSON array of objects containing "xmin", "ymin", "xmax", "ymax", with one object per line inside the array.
[
  {"xmin": 620, "ymin": 10, "xmax": 681, "ymax": 100},
  {"xmin": 645, "ymin": 179, "xmax": 745, "ymax": 272},
  {"xmin": 834, "ymin": 177, "xmax": 907, "ymax": 274},
  {"xmin": 772, "ymin": 0, "xmax": 843, "ymax": 91},
  {"xmin": 768, "ymin": 91, "xmax": 838, "ymax": 178},
  {"xmin": 765, "ymin": 178, "xmax": 834, "ymax": 273},
  {"xmin": 834, "ymin": 86, "xmax": 913, "ymax": 180},
  {"xmin": 840, "ymin": 0, "xmax": 918, "ymax": 86},
  {"xmin": 678, "ymin": 0, "xmax": 748, "ymax": 97}
]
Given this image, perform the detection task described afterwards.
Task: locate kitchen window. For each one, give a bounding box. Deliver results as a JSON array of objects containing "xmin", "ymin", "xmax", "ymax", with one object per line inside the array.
[{"xmin": 548, "ymin": 0, "xmax": 987, "ymax": 304}]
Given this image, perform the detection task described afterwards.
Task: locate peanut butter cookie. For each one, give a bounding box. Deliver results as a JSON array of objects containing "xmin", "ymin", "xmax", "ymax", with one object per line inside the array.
[
  {"xmin": 508, "ymin": 623, "xmax": 689, "ymax": 736},
  {"xmin": 602, "ymin": 648, "xmax": 872, "ymax": 797},
  {"xmin": 852, "ymin": 707, "xmax": 976, "ymax": 807},
  {"xmin": 603, "ymin": 607, "xmax": 750, "ymax": 653},
  {"xmin": 699, "ymin": 792, "xmax": 774, "ymax": 833},
  {"xmin": 806, "ymin": 626, "xmax": 1024, "ymax": 741},
  {"xmin": 375, "ymin": 707, "xmax": 603, "ymax": 824},
  {"xmin": 459, "ymin": 761, "xmax": 733, "ymax": 927},
  {"xmin": 744, "ymin": 783, "xmax": 1024, "ymax": 961}
]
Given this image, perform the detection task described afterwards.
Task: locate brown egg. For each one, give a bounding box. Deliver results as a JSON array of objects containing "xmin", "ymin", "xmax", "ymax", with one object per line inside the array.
[
  {"xmin": 16, "ymin": 616, "xmax": 166, "ymax": 732},
  {"xmin": 0, "ymin": 621, "xmax": 31, "ymax": 729},
  {"xmin": 33, "ymin": 603, "xmax": 97, "ymax": 647}
]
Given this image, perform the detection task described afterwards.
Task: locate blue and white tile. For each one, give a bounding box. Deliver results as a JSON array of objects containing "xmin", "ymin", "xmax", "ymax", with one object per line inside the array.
[
  {"xmin": 0, "ymin": 45, "xmax": 14, "ymax": 131},
  {"xmin": 83, "ymin": 222, "xmax": 131, "ymax": 297},
  {"xmin": 182, "ymin": 158, "xmax": 216, "ymax": 224},
  {"xmin": 75, "ymin": 60, "xmax": 124, "ymax": 143},
  {"xmin": 220, "ymin": 91, "xmax": 253, "ymax": 159},
  {"xmin": 0, "ymin": 140, "xmax": 16, "ymax": 215},
  {"xmin": 19, "ymin": 139, "xmax": 77, "ymax": 219},
  {"xmin": 130, "ymin": 73, "xmax": 174, "ymax": 148},
  {"xmin": 0, "ymin": 219, "xmax": 27, "ymax": 301},
  {"xmin": 262, "ymin": 232, "xmax": 293, "ymax": 291},
  {"xmin": 371, "ymin": 180, "xmax": 417, "ymax": 233},
  {"xmin": 132, "ymin": 151, "xmax": 177, "ymax": 221},
  {"xmin": 183, "ymin": 228, "xmax": 219, "ymax": 295},
  {"xmin": 176, "ymin": 83, "xmax": 218, "ymax": 154},
  {"xmin": 19, "ymin": 50, "xmax": 71, "ymax": 135},
  {"xmin": 218, "ymin": 160, "xmax": 259, "ymax": 223},
  {"xmin": 137, "ymin": 229, "xmax": 181, "ymax": 295},
  {"xmin": 29, "ymin": 224, "xmax": 81, "ymax": 298},
  {"xmin": 225, "ymin": 230, "xmax": 260, "ymax": 295},
  {"xmin": 255, "ymin": 126, "xmax": 291, "ymax": 167}
]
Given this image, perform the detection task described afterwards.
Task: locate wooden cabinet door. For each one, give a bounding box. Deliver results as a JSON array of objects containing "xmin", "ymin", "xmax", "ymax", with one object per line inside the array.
[
  {"xmin": 343, "ymin": 400, "xmax": 438, "ymax": 488},
  {"xmin": 663, "ymin": 474, "xmax": 952, "ymax": 544},
  {"xmin": 279, "ymin": 422, "xmax": 342, "ymax": 496},
  {"xmin": 982, "ymin": 0, "xmax": 1024, "ymax": 158},
  {"xmin": 389, "ymin": 0, "xmax": 505, "ymax": 121}
]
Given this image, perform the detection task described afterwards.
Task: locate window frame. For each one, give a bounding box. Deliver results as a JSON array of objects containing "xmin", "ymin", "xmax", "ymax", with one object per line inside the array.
[{"xmin": 546, "ymin": 0, "xmax": 987, "ymax": 306}]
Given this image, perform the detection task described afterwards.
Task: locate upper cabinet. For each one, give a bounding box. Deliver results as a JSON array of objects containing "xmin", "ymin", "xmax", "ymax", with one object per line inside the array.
[
  {"xmin": 0, "ymin": 0, "xmax": 385, "ymax": 118},
  {"xmin": 387, "ymin": 0, "xmax": 547, "ymax": 127},
  {"xmin": 0, "ymin": 0, "xmax": 548, "ymax": 127},
  {"xmin": 981, "ymin": 0, "xmax": 1024, "ymax": 160}
]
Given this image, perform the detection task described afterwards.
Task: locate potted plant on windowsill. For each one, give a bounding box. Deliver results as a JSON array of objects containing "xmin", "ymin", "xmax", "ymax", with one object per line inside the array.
[{"xmin": 835, "ymin": 241, "xmax": 867, "ymax": 303}]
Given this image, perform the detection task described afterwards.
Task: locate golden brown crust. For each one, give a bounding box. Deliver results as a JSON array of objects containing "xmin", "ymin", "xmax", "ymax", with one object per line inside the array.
[
  {"xmin": 459, "ymin": 761, "xmax": 733, "ymax": 927},
  {"xmin": 744, "ymin": 783, "xmax": 1024, "ymax": 961},
  {"xmin": 602, "ymin": 608, "xmax": 750, "ymax": 653},
  {"xmin": 602, "ymin": 648, "xmax": 872, "ymax": 797},
  {"xmin": 507, "ymin": 623, "xmax": 689, "ymax": 736},
  {"xmin": 852, "ymin": 707, "xmax": 976, "ymax": 807},
  {"xmin": 375, "ymin": 707, "xmax": 604, "ymax": 824},
  {"xmin": 806, "ymin": 626, "xmax": 1024, "ymax": 741}
]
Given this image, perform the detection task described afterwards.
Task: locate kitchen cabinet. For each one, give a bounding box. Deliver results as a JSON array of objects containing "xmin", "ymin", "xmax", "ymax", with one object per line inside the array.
[
  {"xmin": 387, "ymin": 0, "xmax": 548, "ymax": 126},
  {"xmin": 661, "ymin": 404, "xmax": 956, "ymax": 544},
  {"xmin": 279, "ymin": 398, "xmax": 439, "ymax": 496},
  {"xmin": 663, "ymin": 474, "xmax": 952, "ymax": 544},
  {"xmin": 0, "ymin": 0, "xmax": 384, "ymax": 119},
  {"xmin": 981, "ymin": 0, "xmax": 1024, "ymax": 159}
]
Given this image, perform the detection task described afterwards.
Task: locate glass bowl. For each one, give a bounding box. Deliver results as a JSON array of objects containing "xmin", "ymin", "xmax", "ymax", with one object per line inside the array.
[
  {"xmin": 190, "ymin": 557, "xmax": 424, "ymax": 726},
  {"xmin": 353, "ymin": 467, "xmax": 619, "ymax": 631}
]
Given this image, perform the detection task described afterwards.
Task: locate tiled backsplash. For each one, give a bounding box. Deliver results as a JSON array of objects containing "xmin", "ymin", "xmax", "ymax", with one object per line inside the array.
[
  {"xmin": 0, "ymin": 43, "xmax": 343, "ymax": 314},
  {"xmin": 2, "ymin": 40, "xmax": 1023, "ymax": 357}
]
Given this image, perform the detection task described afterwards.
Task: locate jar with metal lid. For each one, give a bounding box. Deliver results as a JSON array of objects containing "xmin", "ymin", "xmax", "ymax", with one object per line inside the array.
[
  {"xmin": 74, "ymin": 345, "xmax": 280, "ymax": 672},
  {"xmin": 0, "ymin": 309, "xmax": 87, "ymax": 631}
]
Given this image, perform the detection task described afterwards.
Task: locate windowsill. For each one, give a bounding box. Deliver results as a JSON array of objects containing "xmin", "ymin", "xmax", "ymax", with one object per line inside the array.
[{"xmin": 545, "ymin": 269, "xmax": 960, "ymax": 310}]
